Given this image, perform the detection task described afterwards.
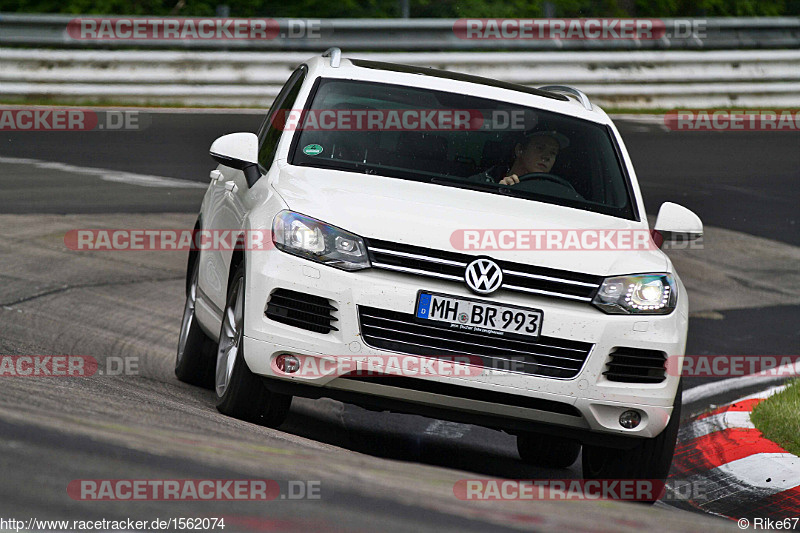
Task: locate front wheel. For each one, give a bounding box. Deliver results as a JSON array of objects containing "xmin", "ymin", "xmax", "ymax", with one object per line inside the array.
[
  {"xmin": 215, "ymin": 264, "xmax": 291, "ymax": 427},
  {"xmin": 175, "ymin": 260, "xmax": 216, "ymax": 388},
  {"xmin": 581, "ymin": 381, "xmax": 683, "ymax": 503}
]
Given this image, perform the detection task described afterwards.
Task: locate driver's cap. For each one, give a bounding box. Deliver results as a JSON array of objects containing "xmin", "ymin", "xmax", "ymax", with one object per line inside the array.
[{"xmin": 523, "ymin": 130, "xmax": 570, "ymax": 149}]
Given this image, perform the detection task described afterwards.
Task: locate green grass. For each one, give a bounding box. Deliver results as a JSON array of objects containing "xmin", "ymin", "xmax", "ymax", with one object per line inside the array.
[{"xmin": 751, "ymin": 379, "xmax": 800, "ymax": 456}]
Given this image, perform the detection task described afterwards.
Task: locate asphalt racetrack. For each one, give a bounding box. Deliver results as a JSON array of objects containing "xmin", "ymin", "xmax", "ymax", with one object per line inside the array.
[{"xmin": 0, "ymin": 111, "xmax": 797, "ymax": 531}]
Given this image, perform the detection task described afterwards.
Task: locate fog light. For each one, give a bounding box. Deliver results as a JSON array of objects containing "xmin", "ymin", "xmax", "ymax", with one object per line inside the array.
[
  {"xmin": 276, "ymin": 354, "xmax": 300, "ymax": 374},
  {"xmin": 619, "ymin": 410, "xmax": 641, "ymax": 429}
]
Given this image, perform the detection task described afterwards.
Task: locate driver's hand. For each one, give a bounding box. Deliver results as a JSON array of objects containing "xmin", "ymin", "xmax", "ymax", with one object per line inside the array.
[{"xmin": 499, "ymin": 174, "xmax": 519, "ymax": 186}]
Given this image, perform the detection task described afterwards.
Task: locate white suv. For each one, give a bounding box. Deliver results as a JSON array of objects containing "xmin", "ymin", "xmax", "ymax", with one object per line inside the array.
[{"xmin": 175, "ymin": 48, "xmax": 702, "ymax": 484}]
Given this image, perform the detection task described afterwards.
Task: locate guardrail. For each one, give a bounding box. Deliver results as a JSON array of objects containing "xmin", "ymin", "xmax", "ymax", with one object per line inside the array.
[
  {"xmin": 1, "ymin": 14, "xmax": 799, "ymax": 50},
  {"xmin": 1, "ymin": 48, "xmax": 799, "ymax": 109}
]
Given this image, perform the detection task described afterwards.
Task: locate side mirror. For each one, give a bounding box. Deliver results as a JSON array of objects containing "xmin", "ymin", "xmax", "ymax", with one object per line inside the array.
[
  {"xmin": 653, "ymin": 202, "xmax": 703, "ymax": 248},
  {"xmin": 209, "ymin": 132, "xmax": 260, "ymax": 187}
]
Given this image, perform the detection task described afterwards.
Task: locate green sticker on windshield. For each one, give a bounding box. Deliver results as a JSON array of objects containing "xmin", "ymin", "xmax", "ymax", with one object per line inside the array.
[{"xmin": 303, "ymin": 144, "xmax": 323, "ymax": 156}]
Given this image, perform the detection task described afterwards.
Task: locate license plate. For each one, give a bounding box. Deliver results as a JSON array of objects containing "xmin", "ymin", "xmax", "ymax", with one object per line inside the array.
[{"xmin": 415, "ymin": 292, "xmax": 543, "ymax": 339}]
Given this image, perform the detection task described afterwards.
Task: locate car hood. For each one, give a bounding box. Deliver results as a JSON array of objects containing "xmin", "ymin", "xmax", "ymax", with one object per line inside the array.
[{"xmin": 271, "ymin": 165, "xmax": 667, "ymax": 277}]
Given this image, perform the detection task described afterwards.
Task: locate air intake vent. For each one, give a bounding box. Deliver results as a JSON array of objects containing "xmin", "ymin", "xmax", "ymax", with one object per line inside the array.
[
  {"xmin": 266, "ymin": 289, "xmax": 338, "ymax": 334},
  {"xmin": 603, "ymin": 347, "xmax": 667, "ymax": 383},
  {"xmin": 358, "ymin": 306, "xmax": 593, "ymax": 379},
  {"xmin": 339, "ymin": 375, "xmax": 582, "ymax": 417}
]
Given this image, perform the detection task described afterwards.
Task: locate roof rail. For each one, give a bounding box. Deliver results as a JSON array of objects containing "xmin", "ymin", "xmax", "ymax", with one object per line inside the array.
[
  {"xmin": 322, "ymin": 47, "xmax": 342, "ymax": 68},
  {"xmin": 538, "ymin": 85, "xmax": 592, "ymax": 111}
]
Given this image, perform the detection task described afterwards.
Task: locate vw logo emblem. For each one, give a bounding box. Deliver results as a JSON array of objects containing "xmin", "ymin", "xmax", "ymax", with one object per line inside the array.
[{"xmin": 464, "ymin": 258, "xmax": 503, "ymax": 294}]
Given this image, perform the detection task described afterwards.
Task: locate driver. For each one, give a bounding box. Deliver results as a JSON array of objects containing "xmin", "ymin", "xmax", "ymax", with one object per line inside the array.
[{"xmin": 471, "ymin": 130, "xmax": 569, "ymax": 185}]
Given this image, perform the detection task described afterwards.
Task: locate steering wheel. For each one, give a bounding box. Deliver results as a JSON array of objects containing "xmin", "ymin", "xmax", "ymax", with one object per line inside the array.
[{"xmin": 516, "ymin": 172, "xmax": 576, "ymax": 190}]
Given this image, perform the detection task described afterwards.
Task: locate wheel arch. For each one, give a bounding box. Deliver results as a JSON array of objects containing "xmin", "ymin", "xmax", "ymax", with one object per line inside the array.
[
  {"xmin": 227, "ymin": 234, "xmax": 247, "ymax": 294},
  {"xmin": 185, "ymin": 215, "xmax": 202, "ymax": 296}
]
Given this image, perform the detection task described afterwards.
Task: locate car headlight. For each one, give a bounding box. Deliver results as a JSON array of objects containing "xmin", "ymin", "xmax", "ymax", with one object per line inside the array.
[
  {"xmin": 592, "ymin": 273, "xmax": 677, "ymax": 315},
  {"xmin": 272, "ymin": 210, "xmax": 370, "ymax": 271}
]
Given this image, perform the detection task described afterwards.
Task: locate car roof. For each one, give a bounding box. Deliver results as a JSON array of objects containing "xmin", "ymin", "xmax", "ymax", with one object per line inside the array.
[
  {"xmin": 302, "ymin": 52, "xmax": 610, "ymax": 124},
  {"xmin": 349, "ymin": 59, "xmax": 570, "ymax": 103}
]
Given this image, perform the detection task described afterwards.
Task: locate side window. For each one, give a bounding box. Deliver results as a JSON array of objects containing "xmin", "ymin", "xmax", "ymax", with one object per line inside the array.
[{"xmin": 257, "ymin": 65, "xmax": 308, "ymax": 170}]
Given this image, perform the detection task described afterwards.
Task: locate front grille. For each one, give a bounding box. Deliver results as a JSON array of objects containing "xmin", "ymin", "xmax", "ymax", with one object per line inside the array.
[
  {"xmin": 265, "ymin": 289, "xmax": 338, "ymax": 334},
  {"xmin": 340, "ymin": 375, "xmax": 582, "ymax": 416},
  {"xmin": 603, "ymin": 347, "xmax": 667, "ymax": 383},
  {"xmin": 358, "ymin": 306, "xmax": 594, "ymax": 379},
  {"xmin": 364, "ymin": 238, "xmax": 602, "ymax": 303}
]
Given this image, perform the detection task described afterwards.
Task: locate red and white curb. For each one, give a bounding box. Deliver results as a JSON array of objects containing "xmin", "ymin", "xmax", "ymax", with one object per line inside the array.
[{"xmin": 671, "ymin": 384, "xmax": 800, "ymax": 518}]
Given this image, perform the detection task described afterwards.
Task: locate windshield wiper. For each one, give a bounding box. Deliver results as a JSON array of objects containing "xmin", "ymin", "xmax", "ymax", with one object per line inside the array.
[
  {"xmin": 430, "ymin": 176, "xmax": 510, "ymax": 194},
  {"xmin": 296, "ymin": 157, "xmax": 375, "ymax": 175}
]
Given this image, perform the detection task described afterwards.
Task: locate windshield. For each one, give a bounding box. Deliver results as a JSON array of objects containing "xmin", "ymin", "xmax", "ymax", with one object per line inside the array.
[{"xmin": 288, "ymin": 78, "xmax": 636, "ymax": 219}]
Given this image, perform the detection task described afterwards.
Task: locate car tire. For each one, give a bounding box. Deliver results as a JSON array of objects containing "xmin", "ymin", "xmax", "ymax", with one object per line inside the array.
[
  {"xmin": 581, "ymin": 380, "xmax": 682, "ymax": 503},
  {"xmin": 517, "ymin": 433, "xmax": 581, "ymax": 468},
  {"xmin": 215, "ymin": 264, "xmax": 292, "ymax": 427},
  {"xmin": 175, "ymin": 259, "xmax": 216, "ymax": 388}
]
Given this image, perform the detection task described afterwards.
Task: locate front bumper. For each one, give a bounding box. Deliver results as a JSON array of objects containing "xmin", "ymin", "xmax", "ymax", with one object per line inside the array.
[{"xmin": 243, "ymin": 248, "xmax": 687, "ymax": 440}]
